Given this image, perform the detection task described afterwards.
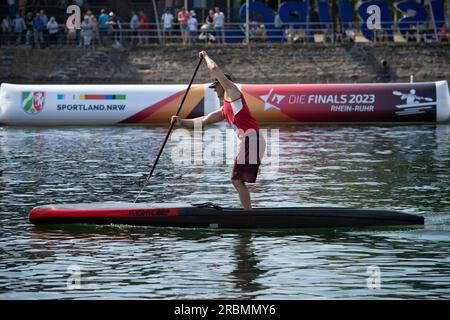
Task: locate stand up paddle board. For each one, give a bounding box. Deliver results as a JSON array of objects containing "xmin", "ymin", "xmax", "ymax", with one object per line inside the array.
[{"xmin": 28, "ymin": 202, "xmax": 424, "ymax": 229}]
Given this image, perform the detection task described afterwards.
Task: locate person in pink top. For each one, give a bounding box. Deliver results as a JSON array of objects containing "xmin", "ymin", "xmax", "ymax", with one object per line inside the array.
[
  {"xmin": 177, "ymin": 7, "xmax": 189, "ymax": 44},
  {"xmin": 172, "ymin": 51, "xmax": 265, "ymax": 211}
]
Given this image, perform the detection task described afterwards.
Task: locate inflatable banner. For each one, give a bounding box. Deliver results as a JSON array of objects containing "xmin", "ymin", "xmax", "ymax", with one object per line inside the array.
[{"xmin": 0, "ymin": 81, "xmax": 449, "ymax": 125}]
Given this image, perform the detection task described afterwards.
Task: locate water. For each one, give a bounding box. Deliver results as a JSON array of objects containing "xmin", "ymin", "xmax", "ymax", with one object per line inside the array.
[{"xmin": 0, "ymin": 124, "xmax": 449, "ymax": 299}]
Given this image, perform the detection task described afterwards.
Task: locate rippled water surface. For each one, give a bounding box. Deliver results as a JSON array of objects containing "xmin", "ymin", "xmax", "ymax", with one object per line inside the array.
[{"xmin": 0, "ymin": 124, "xmax": 449, "ymax": 299}]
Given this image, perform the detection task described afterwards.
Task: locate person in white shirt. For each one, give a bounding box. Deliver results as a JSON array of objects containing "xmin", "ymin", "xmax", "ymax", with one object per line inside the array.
[
  {"xmin": 187, "ymin": 10, "xmax": 198, "ymax": 44},
  {"xmin": 46, "ymin": 16, "xmax": 59, "ymax": 46},
  {"xmin": 213, "ymin": 7, "xmax": 225, "ymax": 43},
  {"xmin": 345, "ymin": 23, "xmax": 356, "ymax": 42},
  {"xmin": 161, "ymin": 8, "xmax": 174, "ymax": 43},
  {"xmin": 81, "ymin": 15, "xmax": 93, "ymax": 47},
  {"xmin": 1, "ymin": 16, "xmax": 12, "ymax": 45}
]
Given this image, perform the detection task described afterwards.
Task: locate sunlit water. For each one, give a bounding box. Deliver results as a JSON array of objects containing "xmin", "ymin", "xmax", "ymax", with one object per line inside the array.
[{"xmin": 0, "ymin": 124, "xmax": 449, "ymax": 299}]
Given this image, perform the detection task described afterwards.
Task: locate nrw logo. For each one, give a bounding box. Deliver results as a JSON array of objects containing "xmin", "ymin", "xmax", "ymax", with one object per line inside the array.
[
  {"xmin": 21, "ymin": 91, "xmax": 45, "ymax": 114},
  {"xmin": 260, "ymin": 88, "xmax": 285, "ymax": 111},
  {"xmin": 66, "ymin": 5, "xmax": 81, "ymax": 30}
]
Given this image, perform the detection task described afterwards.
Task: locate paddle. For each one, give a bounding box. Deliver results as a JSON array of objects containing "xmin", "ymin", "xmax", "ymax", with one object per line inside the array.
[
  {"xmin": 134, "ymin": 55, "xmax": 204, "ymax": 203},
  {"xmin": 392, "ymin": 90, "xmax": 433, "ymax": 101}
]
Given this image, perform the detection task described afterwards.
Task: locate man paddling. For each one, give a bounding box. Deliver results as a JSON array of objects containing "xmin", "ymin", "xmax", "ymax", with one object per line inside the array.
[{"xmin": 171, "ymin": 50, "xmax": 265, "ymax": 210}]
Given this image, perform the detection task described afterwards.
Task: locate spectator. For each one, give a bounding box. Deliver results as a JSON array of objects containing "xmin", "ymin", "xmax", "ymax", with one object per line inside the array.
[
  {"xmin": 422, "ymin": 28, "xmax": 434, "ymax": 44},
  {"xmin": 39, "ymin": 9, "xmax": 47, "ymax": 25},
  {"xmin": 161, "ymin": 8, "xmax": 173, "ymax": 43},
  {"xmin": 283, "ymin": 24, "xmax": 306, "ymax": 44},
  {"xmin": 376, "ymin": 28, "xmax": 388, "ymax": 43},
  {"xmin": 213, "ymin": 7, "xmax": 225, "ymax": 43},
  {"xmin": 24, "ymin": 11, "xmax": 33, "ymax": 46},
  {"xmin": 98, "ymin": 9, "xmax": 109, "ymax": 46},
  {"xmin": 8, "ymin": 0, "xmax": 17, "ymax": 19},
  {"xmin": 108, "ymin": 12, "xmax": 121, "ymax": 48},
  {"xmin": 437, "ymin": 24, "xmax": 448, "ymax": 42},
  {"xmin": 198, "ymin": 23, "xmax": 215, "ymax": 43},
  {"xmin": 138, "ymin": 10, "xmax": 148, "ymax": 46},
  {"xmin": 284, "ymin": 25, "xmax": 293, "ymax": 43},
  {"xmin": 255, "ymin": 24, "xmax": 266, "ymax": 42},
  {"xmin": 323, "ymin": 24, "xmax": 332, "ymax": 43},
  {"xmin": 417, "ymin": 23, "xmax": 426, "ymax": 42},
  {"xmin": 32, "ymin": 12, "xmax": 44, "ymax": 48},
  {"xmin": 177, "ymin": 7, "xmax": 189, "ymax": 44},
  {"xmin": 129, "ymin": 10, "xmax": 139, "ymax": 47},
  {"xmin": 65, "ymin": 23, "xmax": 77, "ymax": 46},
  {"xmin": 90, "ymin": 16, "xmax": 100, "ymax": 47},
  {"xmin": 406, "ymin": 24, "xmax": 417, "ymax": 42},
  {"xmin": 205, "ymin": 9, "xmax": 214, "ymax": 28},
  {"xmin": 1, "ymin": 16, "xmax": 13, "ymax": 46},
  {"xmin": 39, "ymin": 9, "xmax": 48, "ymax": 45},
  {"xmin": 273, "ymin": 9, "xmax": 282, "ymax": 31},
  {"xmin": 187, "ymin": 10, "xmax": 198, "ymax": 44},
  {"xmin": 12, "ymin": 13, "xmax": 25, "ymax": 45},
  {"xmin": 345, "ymin": 23, "xmax": 356, "ymax": 42},
  {"xmin": 80, "ymin": 15, "xmax": 93, "ymax": 47},
  {"xmin": 334, "ymin": 24, "xmax": 344, "ymax": 43},
  {"xmin": 293, "ymin": 26, "xmax": 306, "ymax": 43},
  {"xmin": 46, "ymin": 16, "xmax": 58, "ymax": 46}
]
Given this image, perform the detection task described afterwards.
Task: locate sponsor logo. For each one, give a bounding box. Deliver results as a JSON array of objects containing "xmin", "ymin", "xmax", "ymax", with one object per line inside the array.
[
  {"xmin": 79, "ymin": 94, "xmax": 126, "ymax": 100},
  {"xmin": 393, "ymin": 89, "xmax": 436, "ymax": 116},
  {"xmin": 22, "ymin": 91, "xmax": 45, "ymax": 114},
  {"xmin": 56, "ymin": 94, "xmax": 127, "ymax": 101},
  {"xmin": 260, "ymin": 88, "xmax": 285, "ymax": 111},
  {"xmin": 55, "ymin": 93, "xmax": 127, "ymax": 111}
]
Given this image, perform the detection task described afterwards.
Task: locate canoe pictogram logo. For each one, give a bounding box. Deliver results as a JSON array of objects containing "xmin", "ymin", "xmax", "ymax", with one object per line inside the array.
[
  {"xmin": 259, "ymin": 88, "xmax": 285, "ymax": 111},
  {"xmin": 393, "ymin": 89, "xmax": 436, "ymax": 116},
  {"xmin": 22, "ymin": 91, "xmax": 45, "ymax": 114}
]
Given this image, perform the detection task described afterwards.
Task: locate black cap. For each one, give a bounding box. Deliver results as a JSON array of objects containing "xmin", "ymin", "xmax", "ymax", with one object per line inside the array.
[{"xmin": 208, "ymin": 73, "xmax": 233, "ymax": 89}]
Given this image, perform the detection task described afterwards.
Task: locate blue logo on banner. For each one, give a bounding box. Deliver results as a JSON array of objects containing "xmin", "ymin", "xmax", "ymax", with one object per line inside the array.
[{"xmin": 227, "ymin": 0, "xmax": 446, "ymax": 43}]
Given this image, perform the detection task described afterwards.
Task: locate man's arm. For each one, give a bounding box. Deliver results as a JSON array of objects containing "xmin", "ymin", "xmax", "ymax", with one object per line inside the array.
[
  {"xmin": 171, "ymin": 108, "xmax": 223, "ymax": 127},
  {"xmin": 199, "ymin": 50, "xmax": 241, "ymax": 101}
]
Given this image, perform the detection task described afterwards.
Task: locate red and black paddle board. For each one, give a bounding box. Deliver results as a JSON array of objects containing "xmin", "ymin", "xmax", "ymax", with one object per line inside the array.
[{"xmin": 28, "ymin": 202, "xmax": 424, "ymax": 229}]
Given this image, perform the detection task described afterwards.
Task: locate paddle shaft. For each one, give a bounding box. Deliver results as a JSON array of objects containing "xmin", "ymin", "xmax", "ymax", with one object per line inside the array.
[{"xmin": 134, "ymin": 56, "xmax": 204, "ymax": 203}]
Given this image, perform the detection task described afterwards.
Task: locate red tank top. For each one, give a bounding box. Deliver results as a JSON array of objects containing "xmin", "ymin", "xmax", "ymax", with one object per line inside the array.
[{"xmin": 221, "ymin": 94, "xmax": 259, "ymax": 138}]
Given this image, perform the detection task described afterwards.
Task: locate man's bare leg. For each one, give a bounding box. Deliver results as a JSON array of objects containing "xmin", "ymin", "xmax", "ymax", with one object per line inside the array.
[{"xmin": 231, "ymin": 178, "xmax": 252, "ymax": 211}]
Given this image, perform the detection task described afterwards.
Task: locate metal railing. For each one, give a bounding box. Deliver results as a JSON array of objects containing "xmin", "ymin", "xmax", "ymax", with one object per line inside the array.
[{"xmin": 0, "ymin": 21, "xmax": 448, "ymax": 48}]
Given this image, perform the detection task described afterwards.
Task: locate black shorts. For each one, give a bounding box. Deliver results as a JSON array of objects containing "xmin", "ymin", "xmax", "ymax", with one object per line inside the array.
[{"xmin": 231, "ymin": 132, "xmax": 265, "ymax": 183}]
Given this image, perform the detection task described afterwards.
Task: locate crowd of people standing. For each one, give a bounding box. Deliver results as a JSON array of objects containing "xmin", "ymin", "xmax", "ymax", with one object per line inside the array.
[
  {"xmin": 0, "ymin": 7, "xmax": 126, "ymax": 48},
  {"xmin": 1, "ymin": 2, "xmax": 448, "ymax": 48},
  {"xmin": 0, "ymin": 5, "xmax": 228, "ymax": 48},
  {"xmin": 158, "ymin": 6, "xmax": 226, "ymax": 45}
]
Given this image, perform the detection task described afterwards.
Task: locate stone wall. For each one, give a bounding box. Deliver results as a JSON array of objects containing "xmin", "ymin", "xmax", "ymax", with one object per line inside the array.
[{"xmin": 1, "ymin": 43, "xmax": 449, "ymax": 85}]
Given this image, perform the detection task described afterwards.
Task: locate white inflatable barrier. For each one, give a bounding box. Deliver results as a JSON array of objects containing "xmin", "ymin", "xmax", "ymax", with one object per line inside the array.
[{"xmin": 0, "ymin": 81, "xmax": 449, "ymax": 125}]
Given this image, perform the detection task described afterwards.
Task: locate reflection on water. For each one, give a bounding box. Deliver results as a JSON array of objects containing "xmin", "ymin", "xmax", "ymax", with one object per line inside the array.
[{"xmin": 0, "ymin": 124, "xmax": 449, "ymax": 299}]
